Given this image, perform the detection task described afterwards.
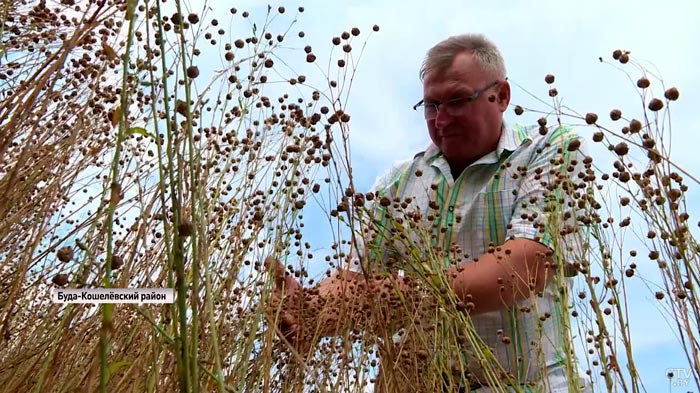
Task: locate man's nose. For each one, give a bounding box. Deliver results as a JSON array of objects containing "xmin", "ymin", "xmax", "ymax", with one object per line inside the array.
[{"xmin": 433, "ymin": 107, "xmax": 452, "ymax": 129}]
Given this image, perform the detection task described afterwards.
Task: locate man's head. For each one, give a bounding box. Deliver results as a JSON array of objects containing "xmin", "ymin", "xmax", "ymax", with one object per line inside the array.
[{"xmin": 416, "ymin": 34, "xmax": 511, "ymax": 173}]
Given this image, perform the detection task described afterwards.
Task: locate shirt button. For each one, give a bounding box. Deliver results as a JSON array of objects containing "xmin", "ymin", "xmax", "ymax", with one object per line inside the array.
[{"xmin": 448, "ymin": 205, "xmax": 454, "ymax": 212}]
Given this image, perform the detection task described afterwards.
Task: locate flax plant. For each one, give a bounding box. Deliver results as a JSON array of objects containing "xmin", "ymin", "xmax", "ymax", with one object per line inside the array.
[{"xmin": 0, "ymin": 1, "xmax": 698, "ymax": 393}]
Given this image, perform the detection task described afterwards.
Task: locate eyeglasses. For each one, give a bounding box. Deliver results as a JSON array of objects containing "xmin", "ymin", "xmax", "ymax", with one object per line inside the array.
[{"xmin": 413, "ymin": 80, "xmax": 502, "ymax": 120}]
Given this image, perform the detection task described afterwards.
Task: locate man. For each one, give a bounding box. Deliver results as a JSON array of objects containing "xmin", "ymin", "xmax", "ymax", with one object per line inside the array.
[{"xmin": 267, "ymin": 33, "xmax": 591, "ymax": 392}]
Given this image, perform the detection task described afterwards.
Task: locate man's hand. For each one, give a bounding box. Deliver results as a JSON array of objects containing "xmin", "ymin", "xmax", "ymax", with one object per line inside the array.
[{"xmin": 264, "ymin": 256, "xmax": 310, "ymax": 353}]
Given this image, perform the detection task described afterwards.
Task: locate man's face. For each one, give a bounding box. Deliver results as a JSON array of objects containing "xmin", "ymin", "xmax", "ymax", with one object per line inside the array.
[{"xmin": 422, "ymin": 52, "xmax": 510, "ymax": 169}]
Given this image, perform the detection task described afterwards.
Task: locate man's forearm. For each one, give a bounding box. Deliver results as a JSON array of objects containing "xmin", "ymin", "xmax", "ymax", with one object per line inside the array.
[{"xmin": 447, "ymin": 238, "xmax": 554, "ymax": 314}]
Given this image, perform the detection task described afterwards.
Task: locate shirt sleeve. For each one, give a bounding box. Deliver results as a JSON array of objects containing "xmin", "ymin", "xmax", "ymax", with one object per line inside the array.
[
  {"xmin": 345, "ymin": 159, "xmax": 414, "ymax": 273},
  {"xmin": 505, "ymin": 126, "xmax": 589, "ymax": 265}
]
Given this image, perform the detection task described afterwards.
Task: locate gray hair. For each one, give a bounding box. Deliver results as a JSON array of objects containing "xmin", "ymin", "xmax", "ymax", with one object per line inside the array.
[{"xmin": 419, "ymin": 33, "xmax": 506, "ymax": 80}]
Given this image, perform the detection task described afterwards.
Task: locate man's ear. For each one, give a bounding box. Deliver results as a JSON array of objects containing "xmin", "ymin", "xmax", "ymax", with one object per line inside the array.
[{"xmin": 496, "ymin": 80, "xmax": 511, "ymax": 112}]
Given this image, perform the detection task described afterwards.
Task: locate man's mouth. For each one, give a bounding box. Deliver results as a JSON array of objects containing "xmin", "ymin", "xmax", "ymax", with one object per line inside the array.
[{"xmin": 439, "ymin": 130, "xmax": 461, "ymax": 138}]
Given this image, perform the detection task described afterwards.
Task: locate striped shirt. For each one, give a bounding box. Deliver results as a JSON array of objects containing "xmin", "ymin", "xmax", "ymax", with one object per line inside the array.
[{"xmin": 348, "ymin": 121, "xmax": 589, "ymax": 390}]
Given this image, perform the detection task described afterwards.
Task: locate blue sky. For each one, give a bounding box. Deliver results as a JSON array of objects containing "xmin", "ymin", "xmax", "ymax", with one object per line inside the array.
[{"xmin": 155, "ymin": 0, "xmax": 700, "ymax": 390}]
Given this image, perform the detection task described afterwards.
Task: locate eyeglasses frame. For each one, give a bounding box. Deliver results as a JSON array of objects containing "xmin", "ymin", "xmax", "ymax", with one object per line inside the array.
[{"xmin": 412, "ymin": 79, "xmax": 505, "ymax": 119}]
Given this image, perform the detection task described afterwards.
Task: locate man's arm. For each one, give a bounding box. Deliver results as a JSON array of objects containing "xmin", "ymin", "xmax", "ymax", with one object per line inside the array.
[
  {"xmin": 446, "ymin": 237, "xmax": 554, "ymax": 314},
  {"xmin": 272, "ymin": 236, "xmax": 557, "ymax": 351}
]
